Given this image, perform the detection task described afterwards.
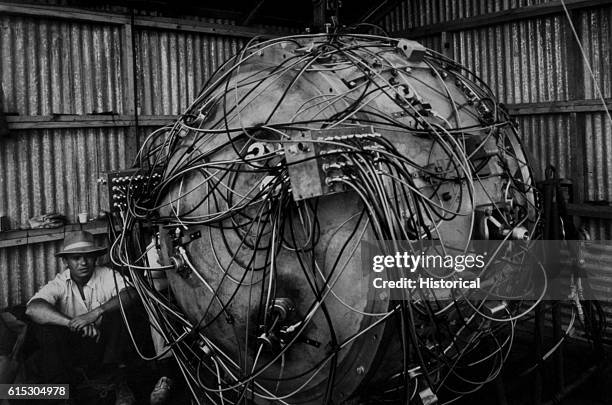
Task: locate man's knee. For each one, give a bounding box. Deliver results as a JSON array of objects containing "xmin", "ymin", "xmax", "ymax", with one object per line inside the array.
[{"xmin": 30, "ymin": 322, "xmax": 69, "ymax": 344}]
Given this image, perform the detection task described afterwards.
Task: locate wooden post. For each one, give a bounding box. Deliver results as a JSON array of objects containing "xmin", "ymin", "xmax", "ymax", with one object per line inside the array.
[
  {"xmin": 312, "ymin": 0, "xmax": 326, "ymax": 31},
  {"xmin": 566, "ymin": 10, "xmax": 586, "ymax": 205},
  {"xmin": 122, "ymin": 18, "xmax": 138, "ymax": 166},
  {"xmin": 0, "ymin": 84, "xmax": 9, "ymax": 138},
  {"xmin": 440, "ymin": 31, "xmax": 453, "ymax": 59}
]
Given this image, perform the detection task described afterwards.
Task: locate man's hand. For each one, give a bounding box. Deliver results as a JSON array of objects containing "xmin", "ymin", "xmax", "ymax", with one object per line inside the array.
[
  {"xmin": 68, "ymin": 307, "xmax": 103, "ymax": 334},
  {"xmin": 79, "ymin": 324, "xmax": 101, "ymax": 341}
]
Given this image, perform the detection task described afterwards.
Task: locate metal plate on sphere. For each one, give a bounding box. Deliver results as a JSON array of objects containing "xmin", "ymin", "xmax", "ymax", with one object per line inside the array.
[
  {"xmin": 285, "ymin": 126, "xmax": 378, "ymax": 201},
  {"xmin": 285, "ymin": 131, "xmax": 323, "ymax": 200}
]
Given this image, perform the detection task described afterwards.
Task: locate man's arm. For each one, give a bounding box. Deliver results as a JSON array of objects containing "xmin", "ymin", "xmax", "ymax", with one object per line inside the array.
[
  {"xmin": 25, "ymin": 298, "xmax": 71, "ymax": 327},
  {"xmin": 68, "ymin": 287, "xmax": 137, "ymax": 330},
  {"xmin": 95, "ymin": 286, "xmax": 137, "ymax": 318}
]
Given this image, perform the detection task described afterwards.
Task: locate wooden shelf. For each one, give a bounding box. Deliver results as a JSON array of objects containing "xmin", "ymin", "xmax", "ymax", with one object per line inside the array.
[
  {"xmin": 566, "ymin": 203, "xmax": 612, "ymax": 220},
  {"xmin": 0, "ymin": 220, "xmax": 111, "ymax": 249}
]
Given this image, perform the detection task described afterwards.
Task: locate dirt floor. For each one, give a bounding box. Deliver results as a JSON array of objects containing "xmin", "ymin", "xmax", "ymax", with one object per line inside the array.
[{"xmin": 453, "ymin": 330, "xmax": 611, "ymax": 405}]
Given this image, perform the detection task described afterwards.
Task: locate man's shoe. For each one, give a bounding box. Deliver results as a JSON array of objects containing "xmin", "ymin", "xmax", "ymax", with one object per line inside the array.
[
  {"xmin": 114, "ymin": 381, "xmax": 136, "ymax": 405},
  {"xmin": 150, "ymin": 376, "xmax": 173, "ymax": 405}
]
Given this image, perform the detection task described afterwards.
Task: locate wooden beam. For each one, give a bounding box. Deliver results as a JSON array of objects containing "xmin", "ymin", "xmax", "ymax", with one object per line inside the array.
[
  {"xmin": 440, "ymin": 31, "xmax": 453, "ymax": 59},
  {"xmin": 0, "ymin": 1, "xmax": 128, "ymax": 24},
  {"xmin": 0, "ymin": 83, "xmax": 8, "ymax": 138},
  {"xmin": 180, "ymin": 6, "xmax": 305, "ymax": 27},
  {"xmin": 566, "ymin": 9, "xmax": 587, "ymax": 205},
  {"xmin": 392, "ymin": 0, "xmax": 612, "ymax": 38},
  {"xmin": 0, "ymin": 2, "xmax": 286, "ymax": 38},
  {"xmin": 133, "ymin": 15, "xmax": 283, "ymax": 38},
  {"xmin": 312, "ymin": 0, "xmax": 326, "ymax": 30},
  {"xmin": 570, "ymin": 113, "xmax": 587, "ymax": 204},
  {"xmin": 505, "ymin": 99, "xmax": 612, "ymax": 115},
  {"xmin": 566, "ymin": 203, "xmax": 612, "ymax": 219},
  {"xmin": 5, "ymin": 97, "xmax": 612, "ymax": 130},
  {"xmin": 6, "ymin": 115, "xmax": 177, "ymax": 130},
  {"xmin": 6, "ymin": 115, "xmax": 135, "ymax": 129}
]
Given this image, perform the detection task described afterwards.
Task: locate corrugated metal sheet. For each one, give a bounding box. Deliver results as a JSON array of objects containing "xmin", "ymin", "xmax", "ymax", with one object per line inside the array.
[
  {"xmin": 584, "ymin": 112, "xmax": 612, "ymax": 203},
  {"xmin": 380, "ymin": 2, "xmax": 612, "ymax": 240},
  {"xmin": 0, "ymin": 241, "xmax": 62, "ymax": 309},
  {"xmin": 450, "ymin": 16, "xmax": 568, "ymax": 103},
  {"xmin": 135, "ymin": 27, "xmax": 246, "ymax": 115},
  {"xmin": 0, "ymin": 14, "xmax": 125, "ymax": 115},
  {"xmin": 579, "ymin": 5, "xmax": 612, "ymax": 242},
  {"xmin": 133, "ymin": 20, "xmax": 299, "ymax": 117},
  {"xmin": 518, "ymin": 114, "xmax": 572, "ymax": 180},
  {"xmin": 583, "ymin": 219, "xmax": 612, "ymax": 241},
  {"xmin": 0, "ymin": 128, "xmax": 131, "ymax": 229},
  {"xmin": 579, "ymin": 6, "xmax": 612, "ymax": 100}
]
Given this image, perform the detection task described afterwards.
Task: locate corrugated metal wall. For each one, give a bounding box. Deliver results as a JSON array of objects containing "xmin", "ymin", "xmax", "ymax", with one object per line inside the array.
[
  {"xmin": 0, "ymin": 127, "xmax": 130, "ymax": 227},
  {"xmin": 0, "ymin": 241, "xmax": 62, "ymax": 309},
  {"xmin": 379, "ymin": 1, "xmax": 612, "ymax": 342},
  {"xmin": 0, "ymin": 4, "xmax": 292, "ymax": 308},
  {"xmin": 451, "ymin": 16, "xmax": 569, "ymax": 103},
  {"xmin": 580, "ymin": 7, "xmax": 612, "ymax": 99},
  {"xmin": 0, "ymin": 11, "xmax": 132, "ymax": 307},
  {"xmin": 136, "ymin": 27, "xmax": 245, "ymax": 115},
  {"xmin": 382, "ymin": 0, "xmax": 557, "ymax": 31},
  {"xmin": 0, "ymin": 15, "xmax": 125, "ymax": 115},
  {"xmin": 380, "ymin": 1, "xmax": 612, "ymax": 239},
  {"xmin": 579, "ymin": 6, "xmax": 612, "ymax": 240},
  {"xmin": 518, "ymin": 114, "xmax": 572, "ymax": 179}
]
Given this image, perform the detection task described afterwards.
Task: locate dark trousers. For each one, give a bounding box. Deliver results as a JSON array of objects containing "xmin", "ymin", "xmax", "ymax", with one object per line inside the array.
[{"xmin": 30, "ymin": 311, "xmax": 129, "ymax": 385}]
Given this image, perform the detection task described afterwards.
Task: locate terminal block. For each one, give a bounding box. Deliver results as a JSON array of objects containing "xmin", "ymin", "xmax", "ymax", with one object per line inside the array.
[
  {"xmin": 98, "ymin": 168, "xmax": 162, "ymax": 213},
  {"xmin": 284, "ymin": 126, "xmax": 381, "ymax": 201}
]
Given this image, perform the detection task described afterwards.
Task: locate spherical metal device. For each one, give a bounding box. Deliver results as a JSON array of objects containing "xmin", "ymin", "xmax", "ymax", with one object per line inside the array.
[{"xmin": 118, "ymin": 33, "xmax": 539, "ymax": 405}]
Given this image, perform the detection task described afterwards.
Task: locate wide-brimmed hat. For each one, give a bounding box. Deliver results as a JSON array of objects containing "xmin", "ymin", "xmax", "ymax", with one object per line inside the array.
[{"xmin": 55, "ymin": 231, "xmax": 107, "ymax": 257}]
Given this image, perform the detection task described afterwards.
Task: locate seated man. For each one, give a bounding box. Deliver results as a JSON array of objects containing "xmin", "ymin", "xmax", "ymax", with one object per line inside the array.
[{"xmin": 26, "ymin": 231, "xmax": 137, "ymax": 404}]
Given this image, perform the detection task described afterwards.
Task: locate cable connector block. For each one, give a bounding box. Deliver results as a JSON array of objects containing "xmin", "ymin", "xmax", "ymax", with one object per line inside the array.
[
  {"xmin": 197, "ymin": 339, "xmax": 214, "ymax": 358},
  {"xmin": 170, "ymin": 247, "xmax": 192, "ymax": 279},
  {"xmin": 418, "ymin": 387, "xmax": 438, "ymax": 405},
  {"xmin": 396, "ymin": 39, "xmax": 426, "ymax": 62}
]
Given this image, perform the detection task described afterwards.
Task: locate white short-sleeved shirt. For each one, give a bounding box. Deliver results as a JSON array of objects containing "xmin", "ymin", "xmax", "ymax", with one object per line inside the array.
[{"xmin": 28, "ymin": 266, "xmax": 127, "ymax": 317}]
